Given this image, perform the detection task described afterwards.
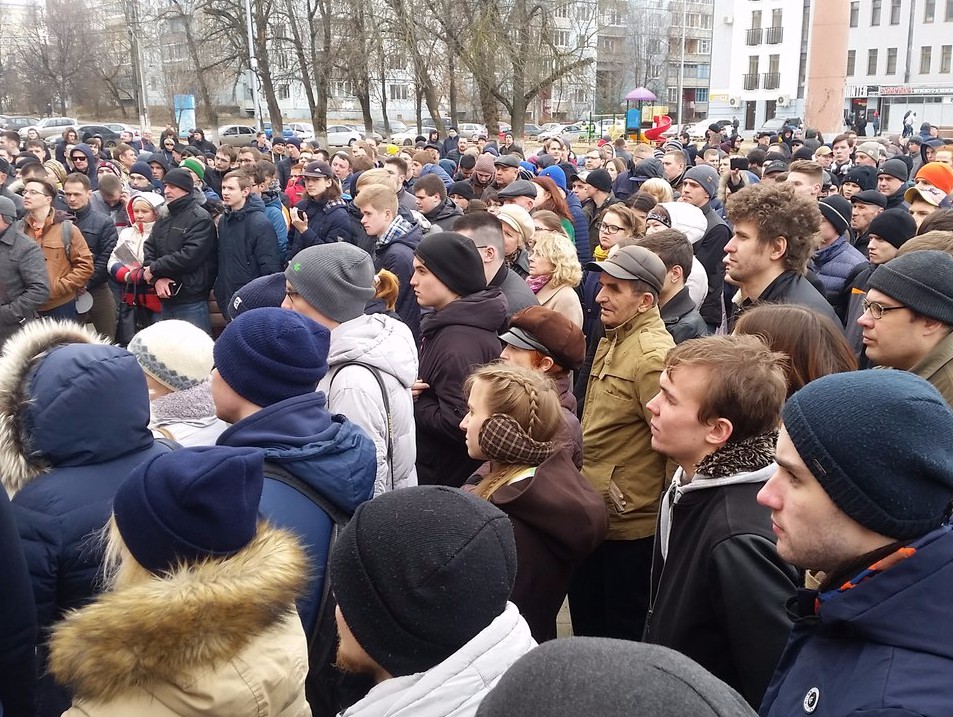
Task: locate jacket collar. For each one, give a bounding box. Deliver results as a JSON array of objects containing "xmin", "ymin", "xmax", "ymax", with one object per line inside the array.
[
  {"xmin": 660, "ymin": 286, "xmax": 696, "ymax": 325},
  {"xmin": 604, "ymin": 305, "xmax": 662, "ymax": 342},
  {"xmin": 911, "ymin": 329, "xmax": 953, "ymax": 384}
]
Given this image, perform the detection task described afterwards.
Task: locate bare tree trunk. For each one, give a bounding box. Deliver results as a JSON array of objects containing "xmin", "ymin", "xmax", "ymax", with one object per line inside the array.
[{"xmin": 255, "ymin": 1, "xmax": 283, "ymax": 129}]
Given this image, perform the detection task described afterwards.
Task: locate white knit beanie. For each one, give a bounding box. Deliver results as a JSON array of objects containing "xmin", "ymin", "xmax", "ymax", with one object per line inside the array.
[{"xmin": 128, "ymin": 320, "xmax": 215, "ymax": 392}]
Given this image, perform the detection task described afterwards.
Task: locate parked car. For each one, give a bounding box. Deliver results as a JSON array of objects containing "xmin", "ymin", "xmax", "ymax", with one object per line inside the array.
[
  {"xmin": 350, "ymin": 125, "xmax": 384, "ymax": 143},
  {"xmin": 661, "ymin": 118, "xmax": 732, "ymax": 141},
  {"xmin": 75, "ymin": 124, "xmax": 123, "ymax": 148},
  {"xmin": 19, "ymin": 116, "xmax": 79, "ymax": 140},
  {"xmin": 286, "ymin": 122, "xmax": 315, "ymax": 142},
  {"xmin": 373, "ymin": 119, "xmax": 409, "ymax": 141},
  {"xmin": 218, "ymin": 124, "xmax": 258, "ymax": 147},
  {"xmin": 458, "ymin": 122, "xmax": 487, "ymax": 139},
  {"xmin": 262, "ymin": 121, "xmax": 296, "ymax": 140},
  {"xmin": 756, "ymin": 116, "xmax": 803, "ymax": 136},
  {"xmin": 1, "ymin": 115, "xmax": 39, "ymax": 132},
  {"xmin": 538, "ymin": 123, "xmax": 585, "ymax": 143},
  {"xmin": 326, "ymin": 124, "xmax": 361, "ymax": 146},
  {"xmin": 523, "ymin": 123, "xmax": 542, "ymax": 138},
  {"xmin": 104, "ymin": 123, "xmax": 141, "ymax": 140}
]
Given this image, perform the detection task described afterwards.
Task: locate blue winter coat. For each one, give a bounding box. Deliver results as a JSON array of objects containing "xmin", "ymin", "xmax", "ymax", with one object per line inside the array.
[
  {"xmin": 419, "ymin": 162, "xmax": 453, "ymax": 189},
  {"xmin": 0, "ymin": 487, "xmax": 36, "ymax": 717},
  {"xmin": 566, "ymin": 193, "xmax": 592, "ymax": 267},
  {"xmin": 761, "ymin": 525, "xmax": 953, "ymax": 717},
  {"xmin": 262, "ymin": 190, "xmax": 290, "ymax": 261},
  {"xmin": 375, "ymin": 223, "xmax": 423, "ymax": 344},
  {"xmin": 810, "ymin": 234, "xmax": 866, "ymax": 320},
  {"xmin": 287, "ymin": 196, "xmax": 354, "ymax": 258},
  {"xmin": 216, "ymin": 391, "xmax": 376, "ymax": 634},
  {"xmin": 0, "ymin": 324, "xmax": 173, "ymax": 717}
]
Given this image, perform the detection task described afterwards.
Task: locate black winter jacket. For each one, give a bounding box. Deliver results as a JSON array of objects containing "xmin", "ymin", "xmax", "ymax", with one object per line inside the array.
[
  {"xmin": 287, "ymin": 196, "xmax": 353, "ymax": 258},
  {"xmin": 144, "ymin": 193, "xmax": 217, "ymax": 303},
  {"xmin": 72, "ymin": 204, "xmax": 118, "ymax": 289},
  {"xmin": 695, "ymin": 203, "xmax": 732, "ymax": 327},
  {"xmin": 374, "ymin": 222, "xmax": 423, "ymax": 343},
  {"xmin": 423, "ymin": 198, "xmax": 462, "ymax": 231},
  {"xmin": 213, "ymin": 195, "xmax": 281, "ymax": 313},
  {"xmin": 660, "ymin": 286, "xmax": 709, "ymax": 344},
  {"xmin": 729, "ymin": 270, "xmax": 840, "ymax": 331}
]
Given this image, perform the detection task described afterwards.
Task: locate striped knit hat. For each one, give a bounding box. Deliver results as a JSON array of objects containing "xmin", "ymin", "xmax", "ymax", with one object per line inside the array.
[{"xmin": 128, "ymin": 320, "xmax": 215, "ymax": 392}]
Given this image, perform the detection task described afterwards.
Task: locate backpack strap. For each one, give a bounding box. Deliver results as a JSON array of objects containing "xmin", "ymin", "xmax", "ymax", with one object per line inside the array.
[
  {"xmin": 328, "ymin": 361, "xmax": 395, "ymax": 491},
  {"xmin": 60, "ymin": 219, "xmax": 72, "ymax": 261}
]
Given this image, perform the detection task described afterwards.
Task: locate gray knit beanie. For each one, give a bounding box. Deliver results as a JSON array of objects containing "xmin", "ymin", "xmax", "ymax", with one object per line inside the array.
[
  {"xmin": 867, "ymin": 250, "xmax": 953, "ymax": 326},
  {"xmin": 285, "ymin": 243, "xmax": 376, "ymax": 323},
  {"xmin": 683, "ymin": 165, "xmax": 719, "ymax": 200}
]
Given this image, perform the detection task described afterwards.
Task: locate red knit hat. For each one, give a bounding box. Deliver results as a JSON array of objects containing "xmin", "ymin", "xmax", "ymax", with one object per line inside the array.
[{"xmin": 915, "ymin": 162, "xmax": 953, "ymax": 196}]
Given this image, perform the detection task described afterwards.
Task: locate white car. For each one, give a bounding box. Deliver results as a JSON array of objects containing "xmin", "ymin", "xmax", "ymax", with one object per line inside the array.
[
  {"xmin": 286, "ymin": 122, "xmax": 315, "ymax": 142},
  {"xmin": 217, "ymin": 124, "xmax": 258, "ymax": 147},
  {"xmin": 19, "ymin": 116, "xmax": 79, "ymax": 141},
  {"xmin": 538, "ymin": 123, "xmax": 586, "ymax": 143},
  {"xmin": 104, "ymin": 123, "xmax": 141, "ymax": 140},
  {"xmin": 326, "ymin": 124, "xmax": 361, "ymax": 146}
]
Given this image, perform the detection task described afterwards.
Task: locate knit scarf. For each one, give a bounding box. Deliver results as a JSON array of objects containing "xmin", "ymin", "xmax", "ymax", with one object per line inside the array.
[
  {"xmin": 592, "ymin": 245, "xmax": 610, "ymax": 261},
  {"xmin": 526, "ymin": 274, "xmax": 551, "ymax": 294},
  {"xmin": 478, "ymin": 413, "xmax": 557, "ymax": 466}
]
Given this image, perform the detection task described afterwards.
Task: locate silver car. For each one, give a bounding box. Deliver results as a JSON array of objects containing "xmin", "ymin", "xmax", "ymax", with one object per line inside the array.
[{"xmin": 20, "ymin": 116, "xmax": 79, "ymax": 140}]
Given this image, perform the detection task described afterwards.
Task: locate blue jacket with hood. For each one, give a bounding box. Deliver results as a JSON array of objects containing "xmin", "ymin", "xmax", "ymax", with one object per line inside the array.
[
  {"xmin": 760, "ymin": 525, "xmax": 953, "ymax": 717},
  {"xmin": 0, "ymin": 321, "xmax": 173, "ymax": 717},
  {"xmin": 374, "ymin": 221, "xmax": 424, "ymax": 344},
  {"xmin": 216, "ymin": 391, "xmax": 376, "ymax": 634}
]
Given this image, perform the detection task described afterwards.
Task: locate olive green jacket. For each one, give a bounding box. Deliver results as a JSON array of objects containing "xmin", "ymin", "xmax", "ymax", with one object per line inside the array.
[{"xmin": 912, "ymin": 330, "xmax": 953, "ymax": 409}]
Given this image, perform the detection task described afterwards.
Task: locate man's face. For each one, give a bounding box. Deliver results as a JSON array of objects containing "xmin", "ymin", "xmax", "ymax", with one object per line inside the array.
[
  {"xmin": 584, "ymin": 151, "xmax": 602, "ymax": 170},
  {"xmin": 164, "ymin": 184, "xmax": 189, "ymax": 202},
  {"xmin": 814, "ymin": 153, "xmax": 832, "ymax": 168},
  {"xmin": 500, "ymin": 343, "xmax": 544, "ymax": 371},
  {"xmin": 129, "ymin": 173, "xmax": 152, "ymax": 190},
  {"xmin": 595, "ymin": 273, "xmax": 645, "ymax": 328},
  {"xmin": 547, "ymin": 142, "xmax": 564, "ymax": 163},
  {"xmin": 457, "ymin": 138, "xmax": 469, "ymax": 153},
  {"xmin": 866, "ymin": 234, "xmax": 898, "ymax": 265},
  {"xmin": 678, "ymin": 178, "xmax": 709, "ymax": 208},
  {"xmin": 414, "ymin": 190, "xmax": 441, "ymax": 214},
  {"xmin": 287, "ymin": 144, "xmax": 300, "ymax": 159},
  {"xmin": 449, "ymin": 193, "xmax": 469, "ymax": 210},
  {"xmin": 723, "ymin": 219, "xmax": 775, "ymax": 289},
  {"xmin": 855, "ymin": 152, "xmax": 878, "ymax": 168},
  {"xmin": 214, "ymin": 153, "xmax": 232, "ymax": 171},
  {"xmin": 757, "ymin": 427, "xmax": 872, "ymax": 572},
  {"xmin": 238, "ymin": 152, "xmax": 256, "ymax": 168},
  {"xmin": 221, "ymin": 177, "xmax": 248, "ymax": 209},
  {"xmin": 571, "ymin": 179, "xmax": 588, "ymax": 202},
  {"xmin": 856, "ymin": 288, "xmax": 929, "ymax": 369},
  {"xmin": 504, "ymin": 196, "xmax": 535, "ymax": 212},
  {"xmin": 832, "ymin": 141, "xmax": 850, "ymax": 163},
  {"xmin": 786, "ymin": 171, "xmax": 821, "ymax": 199},
  {"xmin": 757, "ymin": 136, "xmax": 770, "ymax": 147},
  {"xmin": 494, "ymin": 165, "xmax": 517, "ymax": 187},
  {"xmin": 410, "ymin": 161, "xmax": 423, "ymax": 179},
  {"xmin": 926, "ymin": 146, "xmax": 937, "ymax": 163},
  {"xmin": 383, "ymin": 163, "xmax": 404, "ymax": 185},
  {"xmin": 935, "ymin": 150, "xmax": 953, "ymax": 167},
  {"xmin": 877, "ymin": 174, "xmax": 903, "ymax": 196},
  {"xmin": 210, "ymin": 368, "xmax": 246, "ymax": 423},
  {"xmin": 22, "ymin": 182, "xmax": 52, "ymax": 214},
  {"xmin": 142, "ymin": 131, "xmax": 152, "ymax": 142},
  {"xmin": 411, "ymin": 256, "xmax": 456, "ymax": 309},
  {"xmin": 840, "ymin": 182, "xmax": 861, "ymax": 200},
  {"xmin": 331, "ymin": 156, "xmax": 351, "ymax": 180},
  {"xmin": 850, "ymin": 201, "xmax": 882, "ymax": 234},
  {"xmin": 69, "ymin": 150, "xmax": 90, "ymax": 172},
  {"xmin": 62, "ymin": 182, "xmax": 90, "ymax": 211},
  {"xmin": 646, "ymin": 365, "xmax": 719, "ymax": 468},
  {"xmin": 120, "ymin": 131, "xmax": 133, "ymax": 144},
  {"xmin": 703, "ymin": 152, "xmax": 720, "ymax": 169},
  {"xmin": 28, "ymin": 145, "xmax": 45, "ymax": 162},
  {"xmin": 474, "ymin": 168, "xmax": 493, "ymax": 186},
  {"xmin": 908, "ymin": 198, "xmax": 936, "ymax": 228},
  {"xmin": 360, "ymin": 204, "xmax": 392, "ymax": 237},
  {"xmin": 272, "ymin": 143, "xmax": 285, "ymax": 156},
  {"xmin": 661, "ymin": 155, "xmax": 683, "ymax": 180}
]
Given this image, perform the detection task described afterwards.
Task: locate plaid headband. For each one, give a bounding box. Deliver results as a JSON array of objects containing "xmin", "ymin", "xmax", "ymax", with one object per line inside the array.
[{"xmin": 478, "ymin": 413, "xmax": 557, "ymax": 467}]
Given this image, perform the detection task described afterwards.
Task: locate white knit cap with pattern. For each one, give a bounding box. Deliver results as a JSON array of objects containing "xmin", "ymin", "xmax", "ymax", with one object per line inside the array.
[{"xmin": 128, "ymin": 320, "xmax": 215, "ymax": 392}]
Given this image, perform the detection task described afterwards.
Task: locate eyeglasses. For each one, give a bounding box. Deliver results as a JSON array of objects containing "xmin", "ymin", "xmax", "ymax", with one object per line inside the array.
[
  {"xmin": 861, "ymin": 298, "xmax": 906, "ymax": 319},
  {"xmin": 599, "ymin": 222, "xmax": 625, "ymax": 235},
  {"xmin": 22, "ymin": 189, "xmax": 47, "ymax": 197},
  {"xmin": 285, "ymin": 287, "xmax": 299, "ymax": 300}
]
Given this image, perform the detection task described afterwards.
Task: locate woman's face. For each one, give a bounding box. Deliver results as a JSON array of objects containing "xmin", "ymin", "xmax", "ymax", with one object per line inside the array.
[
  {"xmin": 605, "ymin": 163, "xmax": 618, "ymax": 181},
  {"xmin": 460, "ymin": 378, "xmax": 491, "ymax": 460},
  {"xmin": 502, "ymin": 223, "xmax": 521, "ymax": 254},
  {"xmin": 533, "ymin": 184, "xmax": 548, "ymax": 208},
  {"xmin": 599, "ymin": 210, "xmax": 628, "ymax": 250},
  {"xmin": 528, "ymin": 247, "xmax": 556, "ymax": 277},
  {"xmin": 28, "ymin": 129, "xmax": 39, "ymax": 140}
]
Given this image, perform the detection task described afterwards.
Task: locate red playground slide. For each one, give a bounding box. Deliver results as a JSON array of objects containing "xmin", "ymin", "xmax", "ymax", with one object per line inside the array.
[{"xmin": 644, "ymin": 115, "xmax": 673, "ymax": 141}]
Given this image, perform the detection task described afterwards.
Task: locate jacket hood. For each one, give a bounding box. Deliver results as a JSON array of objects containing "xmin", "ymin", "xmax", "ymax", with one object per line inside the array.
[
  {"xmin": 388, "ymin": 220, "xmax": 423, "ymax": 250},
  {"xmin": 218, "ymin": 392, "xmax": 376, "ymax": 513},
  {"xmin": 818, "ymin": 525, "xmax": 953, "ymax": 659},
  {"xmin": 425, "ymin": 198, "xmax": 462, "ymax": 224},
  {"xmin": 328, "ymin": 314, "xmax": 418, "ymax": 389},
  {"xmin": 0, "ymin": 320, "xmax": 153, "ymax": 496},
  {"xmin": 661, "ymin": 201, "xmax": 707, "ymax": 244},
  {"xmin": 125, "ymin": 191, "xmax": 166, "ymax": 225},
  {"xmin": 421, "ymin": 287, "xmax": 509, "ymax": 337},
  {"xmin": 48, "ymin": 523, "xmax": 308, "ymax": 702}
]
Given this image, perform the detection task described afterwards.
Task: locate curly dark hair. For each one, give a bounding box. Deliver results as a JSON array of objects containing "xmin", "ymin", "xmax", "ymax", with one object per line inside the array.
[{"xmin": 725, "ymin": 183, "xmax": 821, "ymax": 274}]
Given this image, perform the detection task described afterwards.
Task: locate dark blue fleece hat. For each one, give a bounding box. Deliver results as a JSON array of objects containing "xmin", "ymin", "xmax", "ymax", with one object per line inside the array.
[
  {"xmin": 114, "ymin": 446, "xmax": 264, "ymax": 574},
  {"xmin": 782, "ymin": 370, "xmax": 953, "ymax": 539}
]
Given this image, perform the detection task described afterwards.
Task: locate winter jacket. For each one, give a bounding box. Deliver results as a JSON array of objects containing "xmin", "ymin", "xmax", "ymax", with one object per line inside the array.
[
  {"xmin": 488, "ymin": 262, "xmax": 537, "ymax": 319},
  {"xmin": 554, "ymin": 373, "xmax": 583, "ymax": 469},
  {"xmin": 884, "ymin": 186, "xmax": 908, "ymax": 210},
  {"xmin": 911, "ymin": 330, "xmax": 953, "ymax": 408},
  {"xmin": 49, "ymin": 524, "xmax": 311, "ymax": 717},
  {"xmin": 71, "ymin": 143, "xmax": 99, "ymax": 190},
  {"xmin": 761, "ymin": 525, "xmax": 953, "ymax": 717},
  {"xmin": 416, "ymin": 289, "xmax": 508, "ymax": 488},
  {"xmin": 423, "ymin": 197, "xmax": 463, "ymax": 231},
  {"xmin": 661, "ymin": 285, "xmax": 709, "ymax": 344},
  {"xmin": 0, "ymin": 220, "xmax": 49, "ymax": 348},
  {"xmin": 341, "ymin": 603, "xmax": 536, "ymax": 717},
  {"xmin": 143, "ymin": 193, "xmax": 217, "ymax": 304},
  {"xmin": 581, "ymin": 307, "xmax": 674, "ymax": 541},
  {"xmin": 843, "ymin": 263, "xmax": 874, "ymax": 354},
  {"xmin": 89, "ymin": 192, "xmax": 129, "ymax": 230},
  {"xmin": 374, "ymin": 221, "xmax": 424, "ymax": 343},
  {"xmin": 19, "ymin": 210, "xmax": 94, "ymax": 311},
  {"xmin": 214, "ymin": 194, "xmax": 281, "ymax": 312},
  {"xmin": 534, "ymin": 280, "xmax": 583, "ymax": 327},
  {"xmin": 108, "ymin": 194, "xmax": 164, "ymax": 312},
  {"xmin": 262, "ymin": 189, "xmax": 291, "ymax": 260},
  {"xmin": 70, "ymin": 203, "xmax": 117, "ymax": 289},
  {"xmin": 418, "ymin": 162, "xmax": 454, "ymax": 189},
  {"xmin": 0, "ymin": 184, "xmax": 24, "ymax": 220},
  {"xmin": 148, "ymin": 381, "xmax": 228, "ymax": 446},
  {"xmin": 729, "ymin": 271, "xmax": 840, "ymax": 331},
  {"xmin": 695, "ymin": 204, "xmax": 732, "ymax": 327},
  {"xmin": 810, "ymin": 235, "xmax": 867, "ymax": 320},
  {"xmin": 287, "ymin": 195, "xmax": 354, "ymax": 257},
  {"xmin": 0, "ymin": 321, "xmax": 174, "ymax": 717},
  {"xmin": 645, "ymin": 437, "xmax": 799, "ymax": 708},
  {"xmin": 564, "ymin": 194, "xmax": 590, "ymax": 264},
  {"xmin": 319, "ymin": 314, "xmax": 419, "ymax": 496},
  {"xmin": 217, "ymin": 391, "xmax": 376, "ymax": 634},
  {"xmin": 475, "ymin": 449, "xmax": 607, "ymax": 642}
]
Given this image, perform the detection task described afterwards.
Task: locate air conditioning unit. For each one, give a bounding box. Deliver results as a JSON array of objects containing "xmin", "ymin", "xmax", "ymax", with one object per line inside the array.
[
  {"xmin": 777, "ymin": 95, "xmax": 791, "ymax": 107},
  {"xmin": 728, "ymin": 96, "xmax": 743, "ymax": 107},
  {"xmin": 724, "ymin": 15, "xmax": 733, "ymax": 24}
]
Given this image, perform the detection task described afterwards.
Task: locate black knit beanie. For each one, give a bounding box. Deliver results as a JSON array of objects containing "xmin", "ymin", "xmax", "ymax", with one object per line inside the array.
[
  {"xmin": 867, "ymin": 250, "xmax": 953, "ymax": 325},
  {"xmin": 867, "ymin": 209, "xmax": 917, "ymax": 249},
  {"xmin": 414, "ymin": 231, "xmax": 487, "ymax": 297},
  {"xmin": 782, "ymin": 371, "xmax": 953, "ymax": 540},
  {"xmin": 330, "ymin": 486, "xmax": 517, "ymax": 677}
]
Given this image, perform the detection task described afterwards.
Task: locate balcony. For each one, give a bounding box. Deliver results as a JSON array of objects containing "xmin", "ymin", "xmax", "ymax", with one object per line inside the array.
[
  {"xmin": 743, "ymin": 73, "xmax": 760, "ymax": 90},
  {"xmin": 766, "ymin": 26, "xmax": 783, "ymax": 43},
  {"xmin": 746, "ymin": 27, "xmax": 763, "ymax": 45},
  {"xmin": 762, "ymin": 72, "xmax": 780, "ymax": 90}
]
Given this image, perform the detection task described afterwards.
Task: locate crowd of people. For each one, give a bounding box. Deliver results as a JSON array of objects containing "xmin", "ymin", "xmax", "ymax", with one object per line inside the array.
[{"xmin": 0, "ymin": 116, "xmax": 953, "ymax": 717}]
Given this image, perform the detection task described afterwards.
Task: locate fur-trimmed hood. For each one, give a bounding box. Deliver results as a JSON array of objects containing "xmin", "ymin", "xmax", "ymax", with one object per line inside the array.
[
  {"xmin": 0, "ymin": 320, "xmax": 150, "ymax": 496},
  {"xmin": 49, "ymin": 523, "xmax": 309, "ymax": 705}
]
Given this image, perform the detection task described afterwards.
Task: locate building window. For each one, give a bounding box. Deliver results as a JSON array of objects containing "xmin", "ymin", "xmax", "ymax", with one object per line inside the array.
[
  {"xmin": 942, "ymin": 45, "xmax": 953, "ymax": 72},
  {"xmin": 771, "ymin": 8, "xmax": 782, "ymax": 26},
  {"xmin": 867, "ymin": 48, "xmax": 878, "ymax": 74},
  {"xmin": 886, "ymin": 47, "xmax": 898, "ymax": 74},
  {"xmin": 605, "ymin": 8, "xmax": 622, "ymax": 24},
  {"xmin": 696, "ymin": 89, "xmax": 709, "ymax": 102},
  {"xmin": 947, "ymin": 0, "xmax": 953, "ymax": 20},
  {"xmin": 553, "ymin": 30, "xmax": 569, "ymax": 46},
  {"xmin": 850, "ymin": 1, "xmax": 859, "ymax": 26},
  {"xmin": 921, "ymin": 46, "xmax": 933, "ymax": 73},
  {"xmin": 751, "ymin": 9, "xmax": 762, "ymax": 28},
  {"xmin": 871, "ymin": 0, "xmax": 882, "ymax": 24},
  {"xmin": 701, "ymin": 13, "xmax": 712, "ymax": 28},
  {"xmin": 389, "ymin": 84, "xmax": 409, "ymax": 101},
  {"xmin": 699, "ymin": 39, "xmax": 711, "ymax": 53},
  {"xmin": 925, "ymin": 0, "xmax": 936, "ymax": 21},
  {"xmin": 554, "ymin": 4, "xmax": 569, "ymax": 18},
  {"xmin": 667, "ymin": 87, "xmax": 679, "ymax": 103},
  {"xmin": 890, "ymin": 0, "xmax": 902, "ymax": 23},
  {"xmin": 748, "ymin": 55, "xmax": 760, "ymax": 76},
  {"xmin": 847, "ymin": 49, "xmax": 856, "ymax": 76}
]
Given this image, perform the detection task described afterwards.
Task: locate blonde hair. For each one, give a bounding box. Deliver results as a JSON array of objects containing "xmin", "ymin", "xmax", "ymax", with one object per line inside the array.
[
  {"xmin": 101, "ymin": 515, "xmax": 152, "ymax": 591},
  {"xmin": 463, "ymin": 365, "xmax": 563, "ymax": 499},
  {"xmin": 640, "ymin": 178, "xmax": 675, "ymax": 203},
  {"xmin": 353, "ymin": 183, "xmax": 398, "ymax": 214},
  {"xmin": 374, "ymin": 269, "xmax": 400, "ymax": 310},
  {"xmin": 355, "ymin": 168, "xmax": 398, "ymax": 193},
  {"xmin": 532, "ymin": 230, "xmax": 582, "ymax": 288}
]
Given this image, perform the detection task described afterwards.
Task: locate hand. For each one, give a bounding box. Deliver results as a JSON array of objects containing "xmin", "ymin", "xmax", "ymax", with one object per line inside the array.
[
  {"xmin": 143, "ymin": 266, "xmax": 153, "ymax": 283},
  {"xmin": 154, "ymin": 277, "xmax": 174, "ymax": 299},
  {"xmin": 411, "ymin": 380, "xmax": 430, "ymax": 400},
  {"xmin": 291, "ymin": 208, "xmax": 308, "ymax": 232}
]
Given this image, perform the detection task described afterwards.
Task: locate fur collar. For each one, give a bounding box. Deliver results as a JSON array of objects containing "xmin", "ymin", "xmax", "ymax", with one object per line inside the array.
[
  {"xmin": 695, "ymin": 431, "xmax": 778, "ymax": 480},
  {"xmin": 0, "ymin": 320, "xmax": 109, "ymax": 496},
  {"xmin": 49, "ymin": 523, "xmax": 308, "ymax": 702}
]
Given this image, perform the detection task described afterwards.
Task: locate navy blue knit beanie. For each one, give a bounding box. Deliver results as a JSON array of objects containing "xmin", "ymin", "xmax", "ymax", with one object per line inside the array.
[
  {"xmin": 213, "ymin": 307, "xmax": 330, "ymax": 407},
  {"xmin": 114, "ymin": 446, "xmax": 264, "ymax": 574},
  {"xmin": 782, "ymin": 371, "xmax": 953, "ymax": 539}
]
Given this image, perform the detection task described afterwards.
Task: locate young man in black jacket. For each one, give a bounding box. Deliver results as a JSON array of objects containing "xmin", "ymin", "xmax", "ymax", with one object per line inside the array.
[{"xmin": 644, "ymin": 334, "xmax": 799, "ymax": 709}]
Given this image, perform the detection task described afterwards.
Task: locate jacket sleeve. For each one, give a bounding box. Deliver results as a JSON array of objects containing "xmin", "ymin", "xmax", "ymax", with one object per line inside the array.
[
  {"xmin": 327, "ymin": 376, "xmax": 390, "ymax": 496},
  {"xmin": 415, "ymin": 341, "xmax": 474, "ymax": 443},
  {"xmin": 325, "ymin": 207, "xmax": 354, "ymax": 245},
  {"xmin": 253, "ymin": 216, "xmax": 282, "ymax": 275},
  {"xmin": 0, "ymin": 240, "xmax": 50, "ymax": 326},
  {"xmin": 51, "ymin": 226, "xmax": 94, "ymax": 302},
  {"xmin": 149, "ymin": 213, "xmax": 216, "ymax": 279},
  {"xmin": 709, "ymin": 534, "xmax": 798, "ymax": 708},
  {"xmin": 570, "ymin": 203, "xmax": 592, "ymax": 266},
  {"xmin": 90, "ymin": 220, "xmax": 118, "ymax": 288}
]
